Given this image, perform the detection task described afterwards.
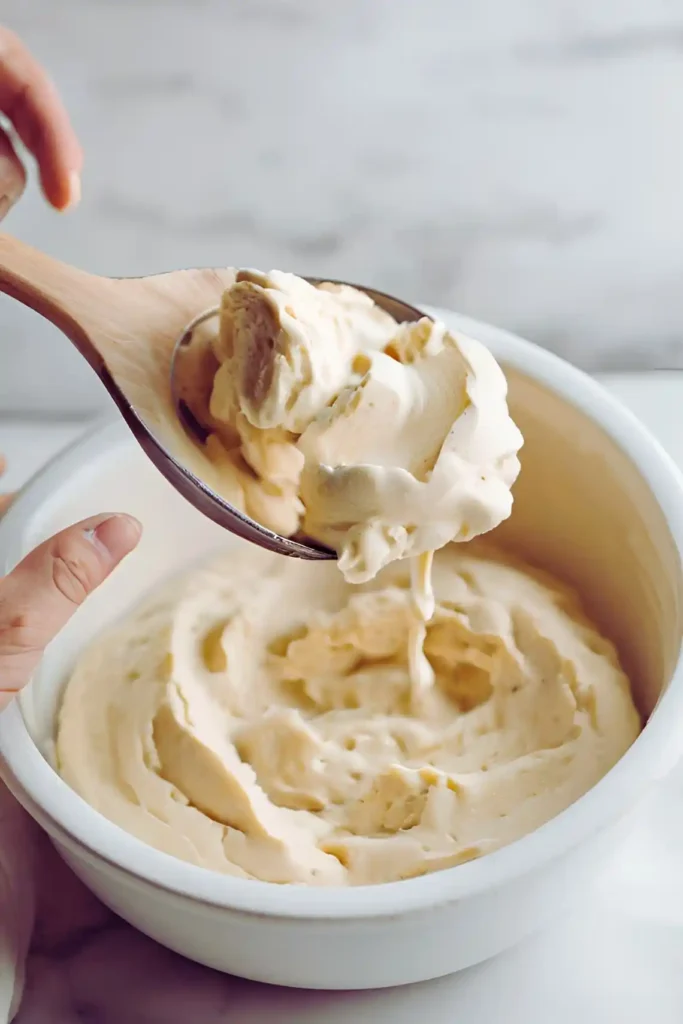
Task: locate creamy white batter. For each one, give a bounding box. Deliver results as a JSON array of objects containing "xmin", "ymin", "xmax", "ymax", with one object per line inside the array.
[
  {"xmin": 173, "ymin": 269, "xmax": 524, "ymax": 697},
  {"xmin": 176, "ymin": 270, "xmax": 523, "ymax": 583},
  {"xmin": 57, "ymin": 544, "xmax": 640, "ymax": 886},
  {"xmin": 56, "ymin": 271, "xmax": 640, "ymax": 886}
]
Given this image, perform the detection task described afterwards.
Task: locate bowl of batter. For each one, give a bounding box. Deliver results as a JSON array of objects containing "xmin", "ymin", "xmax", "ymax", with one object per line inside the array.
[{"xmin": 0, "ymin": 296, "xmax": 682, "ymax": 990}]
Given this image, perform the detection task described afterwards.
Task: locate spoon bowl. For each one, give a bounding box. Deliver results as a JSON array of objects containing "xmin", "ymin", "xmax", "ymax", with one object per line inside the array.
[{"xmin": 0, "ymin": 235, "xmax": 425, "ymax": 558}]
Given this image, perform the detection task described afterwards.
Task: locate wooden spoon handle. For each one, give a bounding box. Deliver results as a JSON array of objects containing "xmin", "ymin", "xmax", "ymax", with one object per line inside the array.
[{"xmin": 0, "ymin": 233, "xmax": 114, "ymax": 369}]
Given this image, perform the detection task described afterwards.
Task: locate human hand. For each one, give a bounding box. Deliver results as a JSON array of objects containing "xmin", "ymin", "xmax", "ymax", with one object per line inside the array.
[
  {"xmin": 0, "ymin": 28, "xmax": 106, "ymax": 710},
  {"xmin": 0, "ymin": 509, "xmax": 141, "ymax": 710},
  {"xmin": 0, "ymin": 24, "xmax": 82, "ymax": 218}
]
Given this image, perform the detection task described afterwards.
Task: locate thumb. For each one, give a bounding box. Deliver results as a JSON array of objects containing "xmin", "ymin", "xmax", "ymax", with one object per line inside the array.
[{"xmin": 0, "ymin": 513, "xmax": 141, "ymax": 708}]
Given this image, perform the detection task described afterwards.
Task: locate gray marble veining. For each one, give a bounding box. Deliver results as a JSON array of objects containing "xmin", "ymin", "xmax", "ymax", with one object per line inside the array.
[{"xmin": 1, "ymin": 0, "xmax": 683, "ymax": 413}]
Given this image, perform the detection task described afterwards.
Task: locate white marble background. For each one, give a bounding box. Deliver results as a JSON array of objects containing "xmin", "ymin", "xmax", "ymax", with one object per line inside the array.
[{"xmin": 1, "ymin": 0, "xmax": 683, "ymax": 412}]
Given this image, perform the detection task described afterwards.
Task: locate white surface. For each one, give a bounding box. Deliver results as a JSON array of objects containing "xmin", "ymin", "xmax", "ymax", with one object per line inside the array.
[
  {"xmin": 3, "ymin": 371, "xmax": 683, "ymax": 1020},
  {"xmin": 0, "ymin": 422, "xmax": 88, "ymax": 495},
  {"xmin": 3, "ymin": 1, "xmax": 683, "ymax": 415}
]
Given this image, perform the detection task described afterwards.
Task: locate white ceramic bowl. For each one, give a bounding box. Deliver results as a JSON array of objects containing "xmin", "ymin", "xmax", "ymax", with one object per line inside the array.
[{"xmin": 1, "ymin": 309, "xmax": 683, "ymax": 991}]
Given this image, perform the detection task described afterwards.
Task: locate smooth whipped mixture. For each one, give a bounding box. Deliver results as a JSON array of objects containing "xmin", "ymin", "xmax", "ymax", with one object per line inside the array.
[
  {"xmin": 57, "ymin": 545, "xmax": 640, "ymax": 885},
  {"xmin": 173, "ymin": 269, "xmax": 523, "ymax": 694},
  {"xmin": 56, "ymin": 270, "xmax": 641, "ymax": 886},
  {"xmin": 175, "ymin": 270, "xmax": 523, "ymax": 583}
]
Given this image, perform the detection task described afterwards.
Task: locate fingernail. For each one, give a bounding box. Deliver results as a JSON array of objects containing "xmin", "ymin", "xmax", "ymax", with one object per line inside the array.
[
  {"xmin": 84, "ymin": 514, "xmax": 142, "ymax": 559},
  {"xmin": 66, "ymin": 170, "xmax": 81, "ymax": 210},
  {"xmin": 0, "ymin": 164, "xmax": 26, "ymax": 218}
]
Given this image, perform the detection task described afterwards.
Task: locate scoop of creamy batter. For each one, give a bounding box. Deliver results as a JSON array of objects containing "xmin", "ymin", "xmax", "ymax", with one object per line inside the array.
[
  {"xmin": 180, "ymin": 270, "xmax": 523, "ymax": 582},
  {"xmin": 298, "ymin": 318, "xmax": 522, "ymax": 581},
  {"xmin": 57, "ymin": 544, "xmax": 641, "ymax": 887}
]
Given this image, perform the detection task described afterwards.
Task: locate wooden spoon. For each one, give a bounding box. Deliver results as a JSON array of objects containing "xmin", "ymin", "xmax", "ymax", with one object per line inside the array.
[{"xmin": 0, "ymin": 234, "xmax": 423, "ymax": 558}]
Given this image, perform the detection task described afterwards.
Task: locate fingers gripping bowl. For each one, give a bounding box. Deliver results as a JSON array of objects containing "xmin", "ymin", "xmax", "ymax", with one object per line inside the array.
[{"xmin": 1, "ymin": 308, "xmax": 682, "ymax": 990}]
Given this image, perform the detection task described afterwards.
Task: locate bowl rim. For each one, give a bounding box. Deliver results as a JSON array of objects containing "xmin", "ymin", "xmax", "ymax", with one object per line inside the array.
[{"xmin": 1, "ymin": 307, "xmax": 683, "ymax": 921}]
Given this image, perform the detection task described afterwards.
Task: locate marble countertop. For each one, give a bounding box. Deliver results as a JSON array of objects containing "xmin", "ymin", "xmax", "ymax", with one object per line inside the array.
[
  {"xmin": 2, "ymin": 0, "xmax": 683, "ymax": 417},
  {"xmin": 3, "ymin": 371, "xmax": 683, "ymax": 1022}
]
